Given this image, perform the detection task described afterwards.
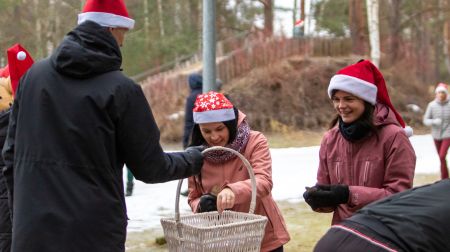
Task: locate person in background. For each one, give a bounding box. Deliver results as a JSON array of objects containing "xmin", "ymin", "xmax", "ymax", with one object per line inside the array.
[
  {"xmin": 183, "ymin": 73, "xmax": 203, "ymax": 149},
  {"xmin": 1, "ymin": 1, "xmax": 203, "ymax": 251},
  {"xmin": 187, "ymin": 91, "xmax": 290, "ymax": 252},
  {"xmin": 423, "ymin": 82, "xmax": 450, "ymax": 179},
  {"xmin": 314, "ymin": 179, "xmax": 450, "ymax": 252},
  {"xmin": 303, "ymin": 59, "xmax": 416, "ymax": 225},
  {"xmin": 125, "ymin": 168, "xmax": 134, "ymax": 196},
  {"xmin": 0, "ymin": 44, "xmax": 34, "ymax": 252}
]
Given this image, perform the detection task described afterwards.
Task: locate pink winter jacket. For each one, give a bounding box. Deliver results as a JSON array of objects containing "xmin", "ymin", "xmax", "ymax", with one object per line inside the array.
[
  {"xmin": 188, "ymin": 112, "xmax": 290, "ymax": 252},
  {"xmin": 316, "ymin": 104, "xmax": 416, "ymax": 225}
]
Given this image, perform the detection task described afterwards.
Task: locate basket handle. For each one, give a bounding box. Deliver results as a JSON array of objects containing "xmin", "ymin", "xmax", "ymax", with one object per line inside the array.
[{"xmin": 175, "ymin": 146, "xmax": 258, "ymax": 223}]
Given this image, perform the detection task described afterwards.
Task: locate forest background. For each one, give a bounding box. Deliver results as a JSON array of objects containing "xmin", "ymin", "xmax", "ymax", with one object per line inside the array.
[{"xmin": 1, "ymin": 0, "xmax": 450, "ymax": 141}]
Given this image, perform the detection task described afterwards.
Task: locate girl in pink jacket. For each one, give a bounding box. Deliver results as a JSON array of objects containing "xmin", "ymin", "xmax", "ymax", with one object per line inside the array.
[
  {"xmin": 303, "ymin": 60, "xmax": 416, "ymax": 225},
  {"xmin": 187, "ymin": 91, "xmax": 290, "ymax": 252}
]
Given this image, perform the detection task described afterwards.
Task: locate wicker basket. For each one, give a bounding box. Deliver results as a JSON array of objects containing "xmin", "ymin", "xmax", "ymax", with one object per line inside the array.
[{"xmin": 160, "ymin": 146, "xmax": 268, "ymax": 252}]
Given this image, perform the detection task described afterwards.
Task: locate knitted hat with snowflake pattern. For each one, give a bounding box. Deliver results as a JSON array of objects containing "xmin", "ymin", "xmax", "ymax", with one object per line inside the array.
[
  {"xmin": 328, "ymin": 59, "xmax": 413, "ymax": 137},
  {"xmin": 78, "ymin": 0, "xmax": 135, "ymax": 29},
  {"xmin": 193, "ymin": 91, "xmax": 235, "ymax": 124}
]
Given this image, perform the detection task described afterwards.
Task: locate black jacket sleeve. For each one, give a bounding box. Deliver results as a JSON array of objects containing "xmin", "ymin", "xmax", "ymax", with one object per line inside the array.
[{"xmin": 117, "ymin": 84, "xmax": 202, "ymax": 183}]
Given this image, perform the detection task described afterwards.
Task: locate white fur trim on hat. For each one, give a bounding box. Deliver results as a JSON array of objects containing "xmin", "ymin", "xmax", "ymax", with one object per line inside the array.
[
  {"xmin": 435, "ymin": 85, "xmax": 448, "ymax": 94},
  {"xmin": 193, "ymin": 108, "xmax": 235, "ymax": 124},
  {"xmin": 78, "ymin": 12, "xmax": 135, "ymax": 29},
  {"xmin": 328, "ymin": 74, "xmax": 378, "ymax": 105}
]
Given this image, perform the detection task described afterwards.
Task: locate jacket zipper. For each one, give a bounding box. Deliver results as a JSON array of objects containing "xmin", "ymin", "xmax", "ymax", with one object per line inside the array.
[{"xmin": 363, "ymin": 161, "xmax": 370, "ymax": 186}]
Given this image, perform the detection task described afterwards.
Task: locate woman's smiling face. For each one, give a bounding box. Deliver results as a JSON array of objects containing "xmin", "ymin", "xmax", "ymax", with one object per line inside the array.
[
  {"xmin": 199, "ymin": 122, "xmax": 230, "ymax": 146},
  {"xmin": 331, "ymin": 90, "xmax": 365, "ymax": 124}
]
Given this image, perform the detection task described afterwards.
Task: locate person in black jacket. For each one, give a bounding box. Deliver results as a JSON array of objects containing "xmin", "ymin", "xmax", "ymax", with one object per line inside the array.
[
  {"xmin": 1, "ymin": 1, "xmax": 203, "ymax": 252},
  {"xmin": 314, "ymin": 179, "xmax": 450, "ymax": 252},
  {"xmin": 183, "ymin": 73, "xmax": 203, "ymax": 149}
]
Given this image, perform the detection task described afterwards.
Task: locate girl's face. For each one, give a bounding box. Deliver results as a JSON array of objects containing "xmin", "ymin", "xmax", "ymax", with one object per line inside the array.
[
  {"xmin": 199, "ymin": 122, "xmax": 230, "ymax": 147},
  {"xmin": 331, "ymin": 90, "xmax": 366, "ymax": 124},
  {"xmin": 436, "ymin": 91, "xmax": 448, "ymax": 102}
]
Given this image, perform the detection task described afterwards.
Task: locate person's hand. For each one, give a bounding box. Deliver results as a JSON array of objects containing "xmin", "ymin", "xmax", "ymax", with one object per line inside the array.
[
  {"xmin": 197, "ymin": 194, "xmax": 217, "ymax": 213},
  {"xmin": 217, "ymin": 188, "xmax": 235, "ymax": 213},
  {"xmin": 184, "ymin": 145, "xmax": 206, "ymax": 175},
  {"xmin": 432, "ymin": 118, "xmax": 443, "ymax": 126},
  {"xmin": 185, "ymin": 145, "xmax": 207, "ymax": 155},
  {"xmin": 303, "ymin": 184, "xmax": 349, "ymax": 210}
]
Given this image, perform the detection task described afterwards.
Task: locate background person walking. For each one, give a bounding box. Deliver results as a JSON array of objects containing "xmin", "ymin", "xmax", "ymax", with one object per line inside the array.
[{"xmin": 423, "ymin": 82, "xmax": 450, "ymax": 179}]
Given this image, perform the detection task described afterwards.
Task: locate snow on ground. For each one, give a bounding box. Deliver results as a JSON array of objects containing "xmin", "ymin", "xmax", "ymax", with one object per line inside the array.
[{"xmin": 125, "ymin": 134, "xmax": 440, "ymax": 232}]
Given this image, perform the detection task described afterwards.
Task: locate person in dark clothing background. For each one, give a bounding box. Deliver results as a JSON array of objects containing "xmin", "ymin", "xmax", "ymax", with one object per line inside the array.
[
  {"xmin": 183, "ymin": 73, "xmax": 203, "ymax": 149},
  {"xmin": 314, "ymin": 179, "xmax": 450, "ymax": 252},
  {"xmin": 1, "ymin": 1, "xmax": 203, "ymax": 252},
  {"xmin": 0, "ymin": 44, "xmax": 34, "ymax": 252}
]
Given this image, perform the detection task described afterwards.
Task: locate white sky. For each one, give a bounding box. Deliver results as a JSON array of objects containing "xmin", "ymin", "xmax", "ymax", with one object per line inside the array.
[{"xmin": 125, "ymin": 134, "xmax": 441, "ymax": 232}]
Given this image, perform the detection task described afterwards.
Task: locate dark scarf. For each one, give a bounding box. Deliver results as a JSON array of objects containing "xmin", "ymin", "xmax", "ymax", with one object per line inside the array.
[
  {"xmin": 338, "ymin": 117, "xmax": 371, "ymax": 142},
  {"xmin": 203, "ymin": 120, "xmax": 251, "ymax": 164}
]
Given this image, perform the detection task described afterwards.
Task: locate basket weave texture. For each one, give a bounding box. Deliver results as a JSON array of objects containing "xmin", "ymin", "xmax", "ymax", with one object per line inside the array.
[{"xmin": 160, "ymin": 146, "xmax": 268, "ymax": 252}]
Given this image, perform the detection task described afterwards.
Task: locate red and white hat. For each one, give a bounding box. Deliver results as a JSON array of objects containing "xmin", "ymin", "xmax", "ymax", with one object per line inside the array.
[
  {"xmin": 328, "ymin": 60, "xmax": 412, "ymax": 135},
  {"xmin": 193, "ymin": 91, "xmax": 235, "ymax": 124},
  {"xmin": 7, "ymin": 43, "xmax": 34, "ymax": 97},
  {"xmin": 0, "ymin": 66, "xmax": 9, "ymax": 78},
  {"xmin": 435, "ymin": 82, "xmax": 448, "ymax": 94},
  {"xmin": 78, "ymin": 0, "xmax": 135, "ymax": 30}
]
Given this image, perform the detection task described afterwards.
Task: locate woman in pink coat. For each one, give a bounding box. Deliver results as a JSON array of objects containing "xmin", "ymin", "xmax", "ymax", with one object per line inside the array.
[
  {"xmin": 303, "ymin": 60, "xmax": 416, "ymax": 225},
  {"xmin": 187, "ymin": 91, "xmax": 290, "ymax": 252}
]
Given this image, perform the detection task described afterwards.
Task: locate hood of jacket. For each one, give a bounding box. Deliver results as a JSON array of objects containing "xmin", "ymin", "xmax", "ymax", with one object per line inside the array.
[
  {"xmin": 188, "ymin": 73, "xmax": 202, "ymax": 91},
  {"xmin": 373, "ymin": 103, "xmax": 402, "ymax": 127},
  {"xmin": 50, "ymin": 21, "xmax": 122, "ymax": 79}
]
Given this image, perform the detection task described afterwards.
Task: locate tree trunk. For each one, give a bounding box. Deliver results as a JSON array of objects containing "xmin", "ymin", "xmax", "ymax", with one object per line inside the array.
[
  {"xmin": 261, "ymin": 0, "xmax": 273, "ymax": 36},
  {"xmin": 143, "ymin": 0, "xmax": 150, "ymax": 45},
  {"xmin": 386, "ymin": 0, "xmax": 401, "ymax": 66},
  {"xmin": 157, "ymin": 0, "xmax": 165, "ymax": 37},
  {"xmin": 349, "ymin": 0, "xmax": 366, "ymax": 55},
  {"xmin": 441, "ymin": 0, "xmax": 450, "ymax": 77},
  {"xmin": 366, "ymin": 0, "xmax": 380, "ymax": 67},
  {"xmin": 34, "ymin": 0, "xmax": 43, "ymax": 58}
]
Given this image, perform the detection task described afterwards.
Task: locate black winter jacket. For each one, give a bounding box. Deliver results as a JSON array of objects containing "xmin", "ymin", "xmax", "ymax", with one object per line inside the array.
[
  {"xmin": 2, "ymin": 21, "xmax": 202, "ymax": 252},
  {"xmin": 0, "ymin": 109, "xmax": 11, "ymax": 252},
  {"xmin": 345, "ymin": 179, "xmax": 450, "ymax": 252},
  {"xmin": 182, "ymin": 74, "xmax": 202, "ymax": 149}
]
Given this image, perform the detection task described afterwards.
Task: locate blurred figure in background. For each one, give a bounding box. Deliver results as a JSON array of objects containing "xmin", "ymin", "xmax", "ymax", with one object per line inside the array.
[
  {"xmin": 0, "ymin": 44, "xmax": 34, "ymax": 252},
  {"xmin": 303, "ymin": 60, "xmax": 416, "ymax": 225},
  {"xmin": 423, "ymin": 82, "xmax": 450, "ymax": 179},
  {"xmin": 182, "ymin": 73, "xmax": 203, "ymax": 149}
]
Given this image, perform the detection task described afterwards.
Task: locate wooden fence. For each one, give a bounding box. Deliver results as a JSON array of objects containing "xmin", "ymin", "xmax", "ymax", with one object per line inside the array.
[{"xmin": 138, "ymin": 36, "xmax": 352, "ymax": 141}]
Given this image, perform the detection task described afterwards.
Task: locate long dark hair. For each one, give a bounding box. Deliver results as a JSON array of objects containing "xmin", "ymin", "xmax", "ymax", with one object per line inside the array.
[{"xmin": 189, "ymin": 107, "xmax": 239, "ymax": 147}]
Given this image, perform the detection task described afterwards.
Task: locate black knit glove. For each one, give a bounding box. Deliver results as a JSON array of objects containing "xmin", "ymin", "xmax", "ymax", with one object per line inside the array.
[
  {"xmin": 303, "ymin": 184, "xmax": 349, "ymax": 210},
  {"xmin": 184, "ymin": 145, "xmax": 206, "ymax": 175},
  {"xmin": 197, "ymin": 194, "xmax": 217, "ymax": 213}
]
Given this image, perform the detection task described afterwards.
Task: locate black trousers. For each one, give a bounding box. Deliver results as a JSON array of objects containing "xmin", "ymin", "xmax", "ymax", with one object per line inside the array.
[
  {"xmin": 314, "ymin": 225, "xmax": 398, "ymax": 252},
  {"xmin": 270, "ymin": 246, "xmax": 283, "ymax": 252}
]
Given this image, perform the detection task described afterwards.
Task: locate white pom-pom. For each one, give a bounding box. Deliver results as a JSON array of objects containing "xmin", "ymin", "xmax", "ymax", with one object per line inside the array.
[
  {"xmin": 17, "ymin": 51, "xmax": 26, "ymax": 61},
  {"xmin": 404, "ymin": 126, "xmax": 413, "ymax": 137}
]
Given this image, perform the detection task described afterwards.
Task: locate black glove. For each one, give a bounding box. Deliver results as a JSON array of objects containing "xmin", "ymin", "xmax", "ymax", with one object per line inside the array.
[
  {"xmin": 303, "ymin": 184, "xmax": 349, "ymax": 210},
  {"xmin": 185, "ymin": 145, "xmax": 206, "ymax": 175},
  {"xmin": 197, "ymin": 194, "xmax": 217, "ymax": 213}
]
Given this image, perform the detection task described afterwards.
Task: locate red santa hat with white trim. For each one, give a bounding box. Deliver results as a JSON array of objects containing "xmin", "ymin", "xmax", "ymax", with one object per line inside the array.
[
  {"xmin": 193, "ymin": 91, "xmax": 235, "ymax": 124},
  {"xmin": 435, "ymin": 82, "xmax": 448, "ymax": 94},
  {"xmin": 78, "ymin": 0, "xmax": 135, "ymax": 30},
  {"xmin": 7, "ymin": 43, "xmax": 34, "ymax": 97},
  {"xmin": 328, "ymin": 59, "xmax": 413, "ymax": 137}
]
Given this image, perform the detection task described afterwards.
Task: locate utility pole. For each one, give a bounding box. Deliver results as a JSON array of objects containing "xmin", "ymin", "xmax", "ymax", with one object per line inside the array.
[{"xmin": 202, "ymin": 0, "xmax": 217, "ymax": 93}]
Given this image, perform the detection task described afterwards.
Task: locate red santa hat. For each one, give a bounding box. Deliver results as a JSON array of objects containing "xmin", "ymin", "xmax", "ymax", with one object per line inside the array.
[
  {"xmin": 7, "ymin": 43, "xmax": 34, "ymax": 97},
  {"xmin": 193, "ymin": 91, "xmax": 235, "ymax": 124},
  {"xmin": 435, "ymin": 82, "xmax": 448, "ymax": 94},
  {"xmin": 328, "ymin": 59, "xmax": 413, "ymax": 136},
  {"xmin": 78, "ymin": 0, "xmax": 135, "ymax": 30}
]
